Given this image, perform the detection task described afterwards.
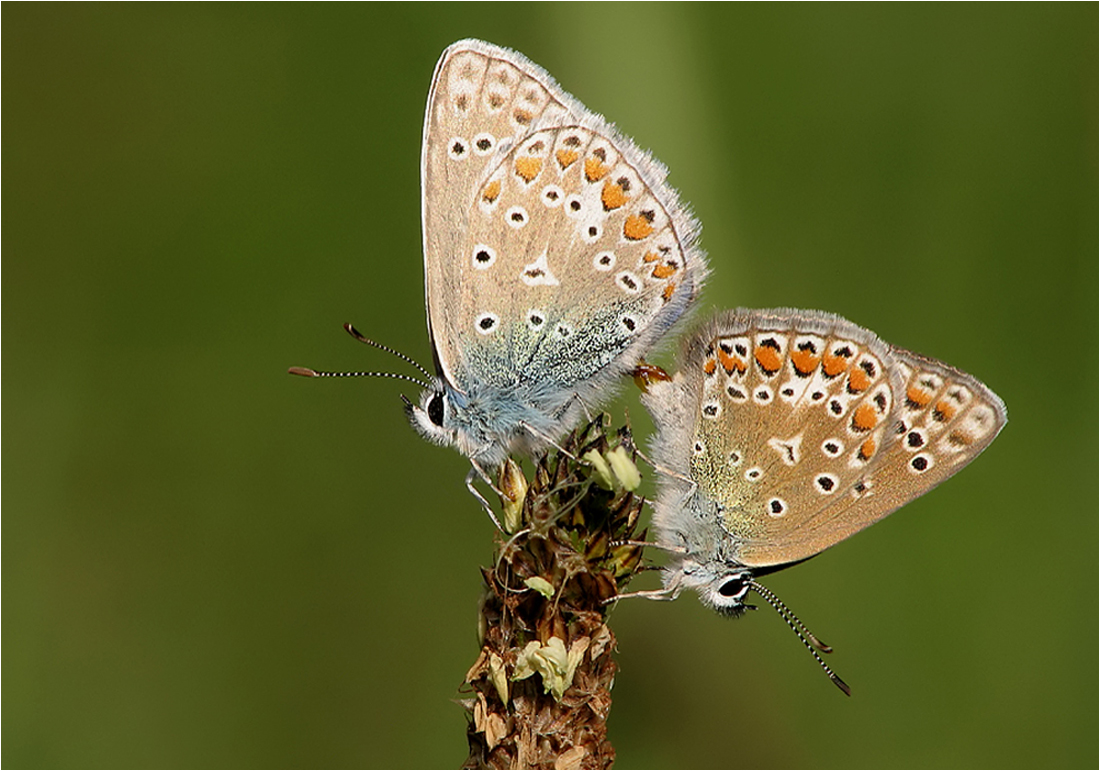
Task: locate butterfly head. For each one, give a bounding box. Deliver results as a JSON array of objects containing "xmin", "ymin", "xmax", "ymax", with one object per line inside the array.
[
  {"xmin": 666, "ymin": 557, "xmax": 756, "ymax": 617},
  {"xmin": 405, "ymin": 380, "xmax": 483, "ymax": 455},
  {"xmin": 699, "ymin": 569, "xmax": 757, "ymax": 617},
  {"xmin": 404, "ymin": 380, "xmax": 517, "ymax": 468}
]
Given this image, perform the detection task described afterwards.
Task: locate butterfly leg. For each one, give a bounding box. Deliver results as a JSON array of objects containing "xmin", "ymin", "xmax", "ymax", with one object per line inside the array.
[
  {"xmin": 517, "ymin": 421, "xmax": 578, "ymax": 461},
  {"xmin": 608, "ymin": 539, "xmax": 688, "ymax": 555},
  {"xmin": 466, "ymin": 463, "xmax": 506, "ymax": 531},
  {"xmin": 572, "ymin": 391, "xmax": 594, "ymax": 423},
  {"xmin": 604, "ymin": 586, "xmax": 678, "ymax": 604},
  {"xmin": 673, "ymin": 480, "xmax": 700, "ymax": 511},
  {"xmin": 633, "ymin": 445, "xmax": 697, "ymax": 490}
]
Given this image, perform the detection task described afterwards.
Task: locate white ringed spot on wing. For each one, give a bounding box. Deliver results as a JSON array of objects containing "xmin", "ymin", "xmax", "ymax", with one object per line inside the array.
[
  {"xmin": 506, "ymin": 205, "xmax": 529, "ymax": 229},
  {"xmin": 474, "ymin": 312, "xmax": 500, "ymax": 335},
  {"xmin": 472, "ymin": 132, "xmax": 496, "ymax": 156},
  {"xmin": 447, "ymin": 136, "xmax": 469, "ymax": 161},
  {"xmin": 593, "ymin": 251, "xmax": 615, "ymax": 271},
  {"xmin": 471, "ymin": 244, "xmax": 497, "ymax": 269}
]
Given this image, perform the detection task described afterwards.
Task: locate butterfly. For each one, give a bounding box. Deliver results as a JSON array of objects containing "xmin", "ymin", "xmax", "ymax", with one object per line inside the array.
[
  {"xmin": 292, "ymin": 40, "xmax": 706, "ymax": 507},
  {"xmin": 637, "ymin": 308, "xmax": 1007, "ymax": 692}
]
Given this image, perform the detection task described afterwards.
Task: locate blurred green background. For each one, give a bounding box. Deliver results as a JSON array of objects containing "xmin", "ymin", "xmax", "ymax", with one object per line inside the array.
[{"xmin": 5, "ymin": 4, "xmax": 1096, "ymax": 768}]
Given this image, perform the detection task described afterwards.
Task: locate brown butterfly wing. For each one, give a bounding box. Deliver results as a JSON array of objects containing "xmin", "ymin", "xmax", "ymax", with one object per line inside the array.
[{"xmin": 663, "ymin": 309, "xmax": 1006, "ymax": 569}]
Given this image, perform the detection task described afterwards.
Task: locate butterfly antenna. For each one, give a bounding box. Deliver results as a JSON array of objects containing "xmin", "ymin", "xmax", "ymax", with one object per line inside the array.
[
  {"xmin": 748, "ymin": 578, "xmax": 851, "ymax": 696},
  {"xmin": 343, "ymin": 323, "xmax": 434, "ymax": 381},
  {"xmin": 287, "ymin": 367, "xmax": 432, "ymax": 391}
]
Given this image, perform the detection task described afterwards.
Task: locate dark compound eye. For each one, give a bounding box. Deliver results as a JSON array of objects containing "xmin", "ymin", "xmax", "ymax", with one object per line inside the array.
[
  {"xmin": 427, "ymin": 392, "xmax": 444, "ymax": 426},
  {"xmin": 719, "ymin": 575, "xmax": 748, "ymax": 598}
]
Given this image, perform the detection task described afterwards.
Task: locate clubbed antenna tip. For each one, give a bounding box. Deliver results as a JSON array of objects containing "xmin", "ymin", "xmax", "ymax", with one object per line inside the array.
[{"xmin": 748, "ymin": 578, "xmax": 852, "ymax": 697}]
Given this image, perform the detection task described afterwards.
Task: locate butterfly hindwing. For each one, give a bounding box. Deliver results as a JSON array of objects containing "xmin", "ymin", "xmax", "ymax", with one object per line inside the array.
[
  {"xmin": 647, "ymin": 308, "xmax": 1006, "ymax": 569},
  {"xmin": 455, "ymin": 124, "xmax": 700, "ymax": 400}
]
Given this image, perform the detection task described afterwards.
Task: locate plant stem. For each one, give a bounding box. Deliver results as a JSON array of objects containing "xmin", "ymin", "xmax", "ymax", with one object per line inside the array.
[{"xmin": 461, "ymin": 416, "xmax": 648, "ymax": 769}]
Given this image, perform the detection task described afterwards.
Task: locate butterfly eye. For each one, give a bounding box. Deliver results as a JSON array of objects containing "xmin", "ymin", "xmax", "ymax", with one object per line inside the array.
[
  {"xmin": 427, "ymin": 392, "xmax": 445, "ymax": 427},
  {"xmin": 718, "ymin": 573, "xmax": 750, "ymax": 599}
]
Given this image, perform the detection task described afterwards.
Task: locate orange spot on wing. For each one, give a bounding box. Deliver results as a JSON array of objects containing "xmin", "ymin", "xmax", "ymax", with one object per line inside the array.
[
  {"xmin": 703, "ymin": 358, "xmax": 718, "ymax": 376},
  {"xmin": 556, "ymin": 149, "xmax": 579, "ymax": 169},
  {"xmin": 651, "ymin": 263, "xmax": 677, "ymax": 279},
  {"xmin": 717, "ymin": 348, "xmax": 746, "ymax": 375},
  {"xmin": 822, "ymin": 352, "xmax": 849, "ymax": 377},
  {"xmin": 623, "ymin": 214, "xmax": 654, "ymax": 241},
  {"xmin": 790, "ymin": 348, "xmax": 820, "ymax": 375},
  {"xmin": 513, "ymin": 108, "xmax": 533, "ymax": 125},
  {"xmin": 933, "ymin": 400, "xmax": 958, "ymax": 422},
  {"xmin": 514, "ymin": 156, "xmax": 542, "ymax": 182},
  {"xmin": 906, "ymin": 386, "xmax": 933, "ymax": 408},
  {"xmin": 585, "ymin": 157, "xmax": 609, "ymax": 182},
  {"xmin": 851, "ymin": 403, "xmax": 878, "ymax": 432},
  {"xmin": 858, "ymin": 437, "xmax": 877, "ymax": 460},
  {"xmin": 847, "ymin": 367, "xmax": 872, "ymax": 392},
  {"xmin": 754, "ymin": 345, "xmax": 783, "ymax": 374},
  {"xmin": 662, "ymin": 282, "xmax": 676, "ymax": 303},
  {"xmin": 642, "ymin": 251, "xmax": 660, "ymax": 262},
  {"xmin": 482, "ymin": 180, "xmax": 502, "ymax": 203},
  {"xmin": 601, "ymin": 180, "xmax": 628, "ymax": 210}
]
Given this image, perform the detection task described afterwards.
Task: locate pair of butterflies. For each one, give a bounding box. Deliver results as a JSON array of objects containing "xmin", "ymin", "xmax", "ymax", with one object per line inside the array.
[{"xmin": 293, "ymin": 39, "xmax": 1006, "ymax": 691}]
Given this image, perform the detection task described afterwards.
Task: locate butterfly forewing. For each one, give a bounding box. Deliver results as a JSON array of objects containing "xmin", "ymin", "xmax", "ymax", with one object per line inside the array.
[{"xmin": 422, "ymin": 41, "xmax": 576, "ymax": 391}]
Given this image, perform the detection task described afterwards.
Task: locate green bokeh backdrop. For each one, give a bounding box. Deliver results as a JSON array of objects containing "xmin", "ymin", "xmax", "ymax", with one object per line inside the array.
[{"xmin": 5, "ymin": 4, "xmax": 1096, "ymax": 768}]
